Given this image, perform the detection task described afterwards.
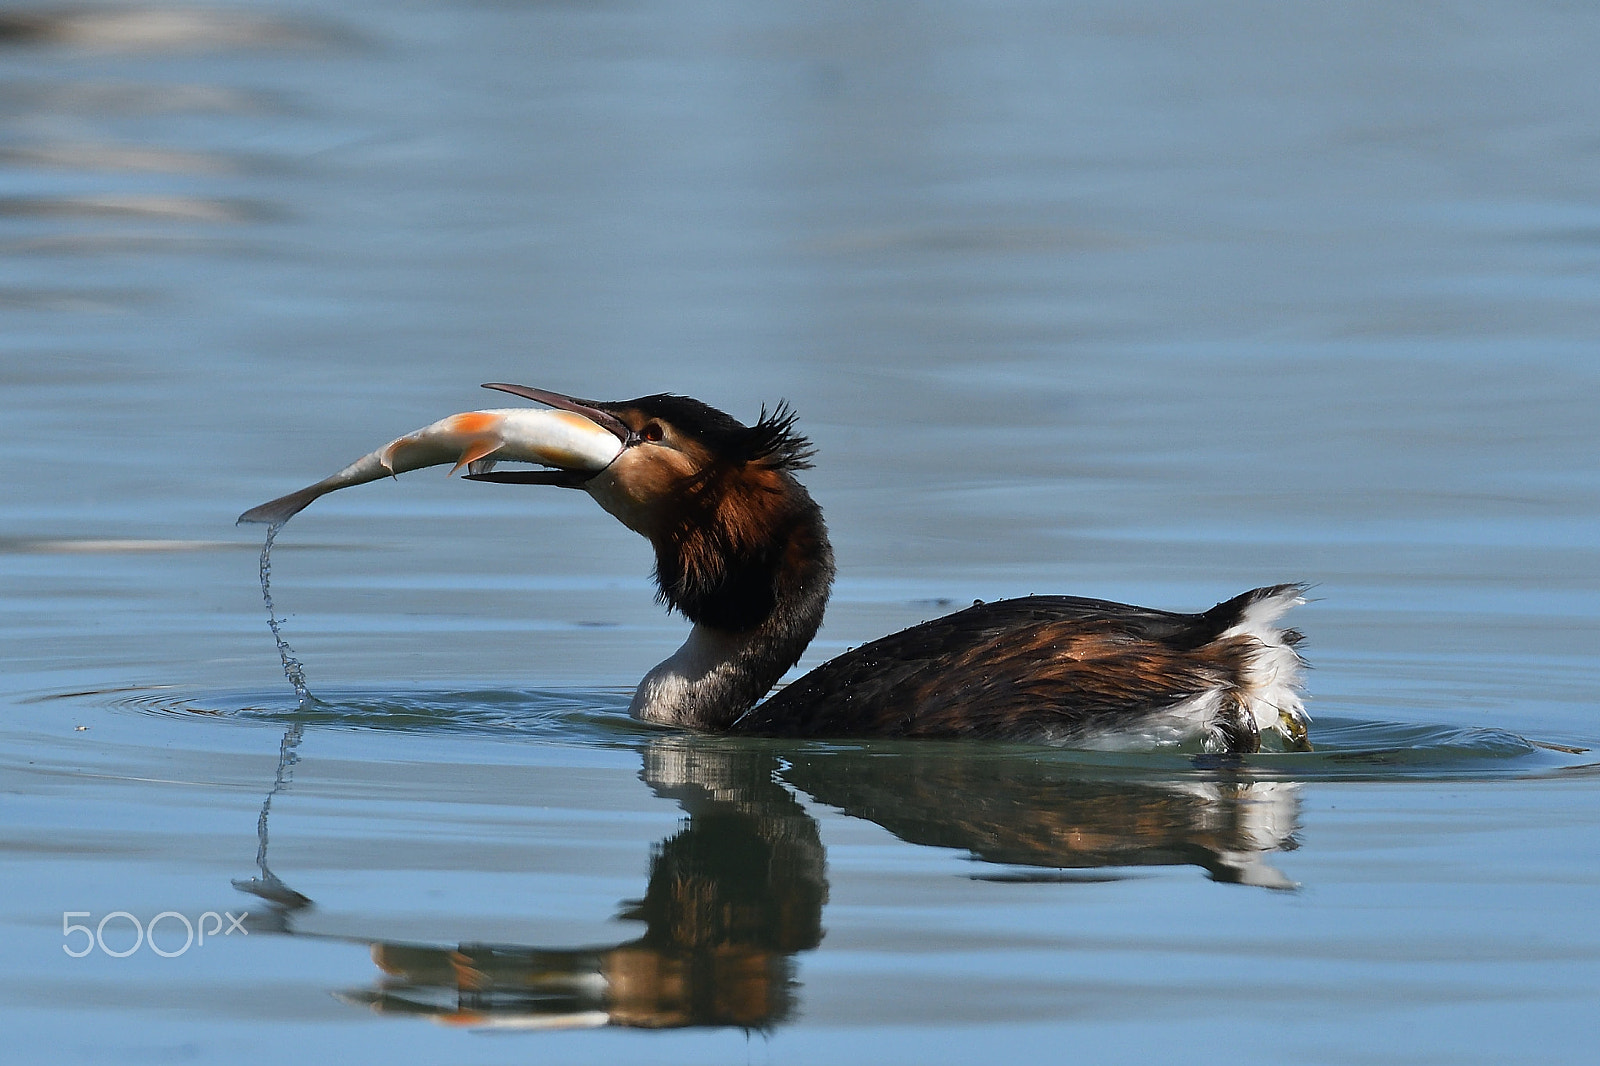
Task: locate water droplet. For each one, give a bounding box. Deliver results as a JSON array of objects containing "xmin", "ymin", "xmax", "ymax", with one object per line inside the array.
[{"xmin": 258, "ymin": 522, "xmax": 312, "ymax": 707}]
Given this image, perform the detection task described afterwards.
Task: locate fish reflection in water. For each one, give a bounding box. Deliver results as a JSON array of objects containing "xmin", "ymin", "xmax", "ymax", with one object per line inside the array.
[{"xmin": 237, "ymin": 728, "xmax": 1300, "ymax": 1030}]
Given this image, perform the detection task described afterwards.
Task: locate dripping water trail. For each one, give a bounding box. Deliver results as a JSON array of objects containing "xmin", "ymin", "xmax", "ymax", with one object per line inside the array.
[
  {"xmin": 232, "ymin": 722, "xmax": 312, "ymax": 913},
  {"xmin": 259, "ymin": 521, "xmax": 312, "ymax": 705}
]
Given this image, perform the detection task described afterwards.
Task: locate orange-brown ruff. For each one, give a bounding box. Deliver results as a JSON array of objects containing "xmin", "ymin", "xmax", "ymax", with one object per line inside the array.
[{"xmin": 463, "ymin": 385, "xmax": 1311, "ymax": 753}]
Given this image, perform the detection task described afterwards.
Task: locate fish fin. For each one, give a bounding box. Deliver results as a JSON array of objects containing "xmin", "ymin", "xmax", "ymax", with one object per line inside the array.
[
  {"xmin": 450, "ymin": 436, "xmax": 503, "ymax": 475},
  {"xmin": 238, "ymin": 484, "xmax": 324, "ymax": 526},
  {"xmin": 379, "ymin": 437, "xmax": 403, "ymax": 476}
]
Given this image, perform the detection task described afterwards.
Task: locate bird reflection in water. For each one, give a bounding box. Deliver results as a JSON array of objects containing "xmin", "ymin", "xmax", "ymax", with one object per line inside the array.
[
  {"xmin": 236, "ymin": 726, "xmax": 1301, "ymax": 1030},
  {"xmin": 784, "ymin": 748, "xmax": 1300, "ymax": 889}
]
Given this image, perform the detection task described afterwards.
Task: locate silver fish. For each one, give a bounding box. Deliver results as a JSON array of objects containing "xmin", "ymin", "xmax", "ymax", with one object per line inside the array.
[{"xmin": 238, "ymin": 407, "xmax": 623, "ymax": 526}]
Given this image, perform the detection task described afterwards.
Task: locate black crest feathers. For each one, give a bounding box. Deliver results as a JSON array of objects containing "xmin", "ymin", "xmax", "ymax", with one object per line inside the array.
[
  {"xmin": 740, "ymin": 401, "xmax": 815, "ymax": 471},
  {"xmin": 615, "ymin": 394, "xmax": 816, "ymax": 472}
]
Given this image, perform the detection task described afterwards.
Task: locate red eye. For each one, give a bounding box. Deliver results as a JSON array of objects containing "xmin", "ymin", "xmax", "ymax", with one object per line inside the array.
[{"xmin": 640, "ymin": 422, "xmax": 664, "ymax": 443}]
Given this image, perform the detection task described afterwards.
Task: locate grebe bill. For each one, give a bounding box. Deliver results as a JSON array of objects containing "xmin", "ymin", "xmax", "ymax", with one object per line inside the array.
[{"xmin": 239, "ymin": 383, "xmax": 1310, "ymax": 753}]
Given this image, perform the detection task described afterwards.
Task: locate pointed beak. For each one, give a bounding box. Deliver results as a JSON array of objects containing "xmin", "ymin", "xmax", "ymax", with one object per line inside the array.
[
  {"xmin": 479, "ymin": 383, "xmax": 631, "ymax": 443},
  {"xmin": 463, "ymin": 383, "xmax": 630, "ymax": 486}
]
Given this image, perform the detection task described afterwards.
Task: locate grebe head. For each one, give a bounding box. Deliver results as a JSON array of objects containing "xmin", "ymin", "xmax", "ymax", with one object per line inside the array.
[
  {"xmin": 474, "ymin": 385, "xmax": 813, "ymax": 525},
  {"xmin": 577, "ymin": 393, "xmax": 815, "ymax": 540},
  {"xmin": 470, "ymin": 386, "xmax": 834, "ymax": 723},
  {"xmin": 473, "ymin": 383, "xmax": 827, "ymax": 614}
]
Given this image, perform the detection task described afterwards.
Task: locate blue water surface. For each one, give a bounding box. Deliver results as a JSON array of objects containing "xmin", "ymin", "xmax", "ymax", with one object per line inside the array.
[{"xmin": 2, "ymin": 1, "xmax": 1599, "ymax": 1063}]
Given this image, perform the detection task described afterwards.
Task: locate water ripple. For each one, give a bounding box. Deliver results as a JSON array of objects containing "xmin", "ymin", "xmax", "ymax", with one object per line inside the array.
[
  {"xmin": 0, "ymin": 194, "xmax": 276, "ymax": 223},
  {"xmin": 113, "ymin": 685, "xmax": 648, "ymax": 743},
  {"xmin": 0, "ymin": 8, "xmax": 347, "ymax": 53},
  {"xmin": 97, "ymin": 686, "xmax": 1596, "ymax": 780}
]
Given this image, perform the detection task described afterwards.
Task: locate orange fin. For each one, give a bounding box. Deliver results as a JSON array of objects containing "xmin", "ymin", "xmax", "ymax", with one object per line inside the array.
[
  {"xmin": 450, "ymin": 436, "xmax": 502, "ymax": 475},
  {"xmin": 447, "ymin": 411, "xmax": 501, "ymax": 435}
]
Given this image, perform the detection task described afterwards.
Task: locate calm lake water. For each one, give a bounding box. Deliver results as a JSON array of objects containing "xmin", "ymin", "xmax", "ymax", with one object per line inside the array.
[{"xmin": 3, "ymin": 1, "xmax": 1599, "ymax": 1062}]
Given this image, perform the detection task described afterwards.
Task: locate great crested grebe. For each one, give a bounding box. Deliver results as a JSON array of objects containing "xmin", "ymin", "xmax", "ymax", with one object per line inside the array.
[{"xmin": 240, "ymin": 383, "xmax": 1311, "ymax": 753}]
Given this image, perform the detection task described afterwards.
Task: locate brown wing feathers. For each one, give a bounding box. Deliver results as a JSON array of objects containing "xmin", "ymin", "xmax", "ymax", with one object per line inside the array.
[{"xmin": 734, "ymin": 595, "xmax": 1266, "ymax": 740}]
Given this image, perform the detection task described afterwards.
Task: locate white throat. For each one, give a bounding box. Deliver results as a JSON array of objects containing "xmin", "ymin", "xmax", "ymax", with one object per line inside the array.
[{"xmin": 629, "ymin": 624, "xmax": 770, "ymax": 731}]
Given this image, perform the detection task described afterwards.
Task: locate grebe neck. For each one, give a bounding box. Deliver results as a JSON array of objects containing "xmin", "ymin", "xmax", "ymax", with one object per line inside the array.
[{"xmin": 619, "ymin": 471, "xmax": 833, "ymax": 730}]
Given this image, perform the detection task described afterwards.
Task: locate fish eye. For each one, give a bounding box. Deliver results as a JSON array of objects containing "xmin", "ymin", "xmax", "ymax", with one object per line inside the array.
[{"xmin": 639, "ymin": 422, "xmax": 664, "ymax": 443}]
